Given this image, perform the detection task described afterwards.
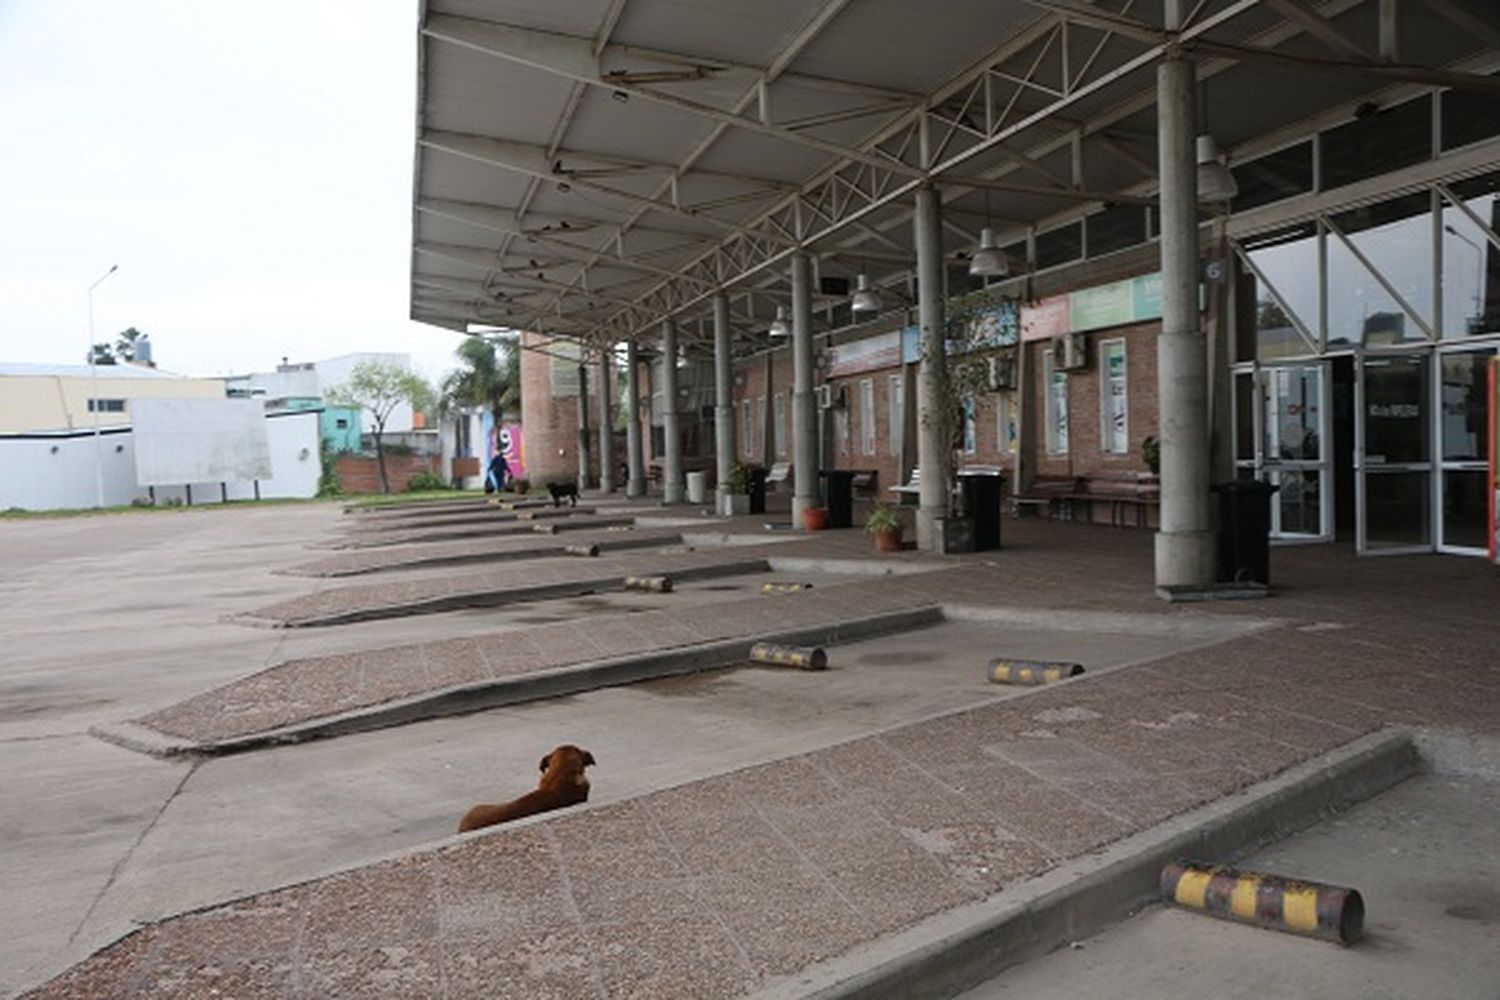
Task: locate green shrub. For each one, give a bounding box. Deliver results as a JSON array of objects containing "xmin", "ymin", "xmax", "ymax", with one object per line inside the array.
[{"xmin": 405, "ymin": 471, "xmax": 450, "ymax": 492}]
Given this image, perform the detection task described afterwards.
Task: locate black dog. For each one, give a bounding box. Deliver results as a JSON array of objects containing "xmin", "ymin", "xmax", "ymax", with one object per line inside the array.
[{"xmin": 547, "ymin": 481, "xmax": 579, "ymax": 507}]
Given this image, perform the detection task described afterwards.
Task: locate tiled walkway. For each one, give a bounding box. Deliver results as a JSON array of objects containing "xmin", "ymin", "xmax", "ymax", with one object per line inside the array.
[{"xmin": 29, "ymin": 514, "xmax": 1500, "ymax": 999}]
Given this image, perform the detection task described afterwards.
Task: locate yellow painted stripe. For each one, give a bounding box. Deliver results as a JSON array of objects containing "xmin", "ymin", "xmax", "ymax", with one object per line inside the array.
[
  {"xmin": 1174, "ymin": 869, "xmax": 1212, "ymax": 909},
  {"xmin": 1230, "ymin": 876, "xmax": 1261, "ymax": 919},
  {"xmin": 1282, "ymin": 887, "xmax": 1321, "ymax": 931},
  {"xmin": 994, "ymin": 666, "xmax": 1011, "ymax": 682}
]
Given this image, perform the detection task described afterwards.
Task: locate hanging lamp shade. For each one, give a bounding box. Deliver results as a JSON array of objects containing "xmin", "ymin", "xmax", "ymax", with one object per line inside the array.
[
  {"xmin": 1196, "ymin": 135, "xmax": 1239, "ymax": 202},
  {"xmin": 968, "ymin": 227, "xmax": 1008, "ymax": 277},
  {"xmin": 850, "ymin": 274, "xmax": 881, "ymax": 314},
  {"xmin": 768, "ymin": 305, "xmax": 790, "ymax": 338}
]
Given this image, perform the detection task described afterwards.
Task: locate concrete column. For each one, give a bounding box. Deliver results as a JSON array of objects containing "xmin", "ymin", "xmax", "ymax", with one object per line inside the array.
[
  {"xmin": 790, "ymin": 252, "xmax": 819, "ymax": 524},
  {"xmin": 625, "ymin": 339, "xmax": 646, "ymax": 498},
  {"xmin": 575, "ymin": 362, "xmax": 591, "ymax": 492},
  {"xmin": 762, "ymin": 351, "xmax": 775, "ymax": 469},
  {"xmin": 1154, "ymin": 0, "xmax": 1215, "ymax": 589},
  {"xmin": 914, "ymin": 184, "xmax": 951, "ymax": 551},
  {"xmin": 660, "ymin": 319, "xmax": 685, "ymax": 504},
  {"xmin": 597, "ymin": 348, "xmax": 615, "ymax": 493},
  {"xmin": 712, "ymin": 293, "xmax": 736, "ymax": 513}
]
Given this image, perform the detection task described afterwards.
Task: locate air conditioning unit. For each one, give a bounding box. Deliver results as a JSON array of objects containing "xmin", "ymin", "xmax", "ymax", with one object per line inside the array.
[
  {"xmin": 1054, "ymin": 332, "xmax": 1087, "ymax": 371},
  {"xmin": 815, "ymin": 384, "xmax": 833, "ymax": 409},
  {"xmin": 986, "ymin": 351, "xmax": 1017, "ymax": 391}
]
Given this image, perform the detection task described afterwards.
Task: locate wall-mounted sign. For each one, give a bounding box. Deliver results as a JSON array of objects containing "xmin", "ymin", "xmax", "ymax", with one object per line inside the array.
[{"xmin": 826, "ymin": 330, "xmax": 902, "ymax": 377}]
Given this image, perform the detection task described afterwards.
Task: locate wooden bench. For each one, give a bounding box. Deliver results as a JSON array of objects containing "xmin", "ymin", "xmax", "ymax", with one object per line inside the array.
[
  {"xmin": 889, "ymin": 468, "xmax": 921, "ymax": 506},
  {"xmin": 1081, "ymin": 471, "xmax": 1160, "ymax": 527},
  {"xmin": 1011, "ymin": 476, "xmax": 1082, "ymax": 519}
]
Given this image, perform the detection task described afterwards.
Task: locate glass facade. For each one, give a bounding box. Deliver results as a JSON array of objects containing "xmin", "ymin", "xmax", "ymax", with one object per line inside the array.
[{"xmin": 1326, "ymin": 194, "xmax": 1433, "ymax": 349}]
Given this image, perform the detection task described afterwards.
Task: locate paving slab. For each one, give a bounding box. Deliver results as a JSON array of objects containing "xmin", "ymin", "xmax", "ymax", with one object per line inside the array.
[
  {"xmin": 282, "ymin": 526, "xmax": 684, "ymax": 577},
  {"xmin": 319, "ymin": 513, "xmax": 637, "ymax": 548},
  {"xmin": 236, "ymin": 548, "xmax": 782, "ymax": 626}
]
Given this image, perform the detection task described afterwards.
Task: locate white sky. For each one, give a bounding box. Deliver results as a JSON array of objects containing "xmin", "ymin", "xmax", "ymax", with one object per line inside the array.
[{"xmin": 0, "ymin": 0, "xmax": 469, "ymax": 385}]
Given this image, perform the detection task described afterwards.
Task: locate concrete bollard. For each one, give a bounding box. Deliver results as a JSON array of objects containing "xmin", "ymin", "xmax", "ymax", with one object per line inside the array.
[
  {"xmin": 1160, "ymin": 862, "xmax": 1365, "ymax": 946},
  {"xmin": 760, "ymin": 582, "xmax": 814, "ymax": 594},
  {"xmin": 748, "ymin": 642, "xmax": 828, "ymax": 671},
  {"xmin": 533, "ymin": 523, "xmax": 559, "ymax": 534},
  {"xmin": 987, "ymin": 659, "xmax": 1084, "ymax": 686},
  {"xmin": 565, "ymin": 543, "xmax": 600, "ymax": 557},
  {"xmin": 624, "ymin": 575, "xmax": 673, "ymax": 593}
]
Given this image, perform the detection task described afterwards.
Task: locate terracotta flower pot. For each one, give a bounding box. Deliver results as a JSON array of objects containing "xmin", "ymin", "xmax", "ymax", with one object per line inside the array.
[
  {"xmin": 872, "ymin": 527, "xmax": 903, "ymax": 552},
  {"xmin": 802, "ymin": 507, "xmax": 829, "ymax": 531}
]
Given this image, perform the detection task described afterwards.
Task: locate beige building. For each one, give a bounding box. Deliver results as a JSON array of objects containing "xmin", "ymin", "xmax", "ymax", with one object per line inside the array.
[{"xmin": 0, "ymin": 362, "xmax": 227, "ymax": 434}]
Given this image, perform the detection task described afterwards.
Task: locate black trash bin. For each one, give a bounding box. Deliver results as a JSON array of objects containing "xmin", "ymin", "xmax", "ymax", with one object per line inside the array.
[
  {"xmin": 1212, "ymin": 479, "xmax": 1278, "ymax": 584},
  {"xmin": 824, "ymin": 469, "xmax": 858, "ymax": 529},
  {"xmin": 961, "ymin": 470, "xmax": 1006, "ymax": 551},
  {"xmin": 747, "ymin": 466, "xmax": 769, "ymax": 515}
]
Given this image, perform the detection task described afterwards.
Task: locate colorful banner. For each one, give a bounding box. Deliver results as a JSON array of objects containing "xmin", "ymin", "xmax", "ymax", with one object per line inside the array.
[
  {"xmin": 480, "ymin": 413, "xmax": 527, "ymax": 481},
  {"xmin": 1021, "ymin": 272, "xmax": 1173, "ymax": 342},
  {"xmin": 826, "ymin": 330, "xmax": 902, "ymax": 377}
]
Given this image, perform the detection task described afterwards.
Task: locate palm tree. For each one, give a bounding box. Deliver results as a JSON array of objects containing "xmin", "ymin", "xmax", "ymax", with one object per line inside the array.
[{"xmin": 441, "ymin": 334, "xmax": 520, "ymax": 429}]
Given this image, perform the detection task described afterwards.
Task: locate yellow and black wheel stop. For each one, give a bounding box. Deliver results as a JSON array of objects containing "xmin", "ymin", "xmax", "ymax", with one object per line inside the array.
[
  {"xmin": 623, "ymin": 575, "xmax": 673, "ymax": 593},
  {"xmin": 1160, "ymin": 861, "xmax": 1364, "ymax": 945},
  {"xmin": 987, "ymin": 659, "xmax": 1084, "ymax": 686},
  {"xmin": 748, "ymin": 642, "xmax": 828, "ymax": 670}
]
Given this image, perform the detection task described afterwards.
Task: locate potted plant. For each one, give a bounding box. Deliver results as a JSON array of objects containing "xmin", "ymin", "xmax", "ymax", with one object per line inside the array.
[
  {"xmin": 722, "ymin": 461, "xmax": 751, "ymax": 516},
  {"xmin": 511, "ymin": 478, "xmax": 530, "ymax": 495},
  {"xmin": 1141, "ymin": 436, "xmax": 1161, "ymax": 476},
  {"xmin": 865, "ymin": 504, "xmax": 904, "ymax": 552},
  {"xmin": 802, "ymin": 506, "xmax": 829, "ymax": 531}
]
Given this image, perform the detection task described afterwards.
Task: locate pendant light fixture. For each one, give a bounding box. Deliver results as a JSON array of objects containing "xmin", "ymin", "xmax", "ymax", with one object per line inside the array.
[
  {"xmin": 768, "ymin": 304, "xmax": 790, "ymax": 338},
  {"xmin": 968, "ymin": 188, "xmax": 1008, "ymax": 278},
  {"xmin": 850, "ymin": 273, "xmax": 880, "ymax": 315},
  {"xmin": 1196, "ymin": 135, "xmax": 1239, "ymax": 202}
]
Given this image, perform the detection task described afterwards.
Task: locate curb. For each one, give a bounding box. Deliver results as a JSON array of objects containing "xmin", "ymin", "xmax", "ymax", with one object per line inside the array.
[
  {"xmin": 94, "ymin": 605, "xmax": 946, "ymax": 757},
  {"xmin": 753, "ymin": 729, "xmax": 1418, "ymax": 1000},
  {"xmin": 282, "ymin": 531, "xmax": 679, "ymax": 577}
]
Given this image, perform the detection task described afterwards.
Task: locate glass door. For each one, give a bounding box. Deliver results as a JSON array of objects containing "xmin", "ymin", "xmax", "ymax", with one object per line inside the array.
[
  {"xmin": 1356, "ymin": 350, "xmax": 1433, "ymax": 554},
  {"xmin": 1234, "ymin": 362, "xmax": 1333, "ymax": 541},
  {"xmin": 1436, "ymin": 344, "xmax": 1498, "ymax": 554}
]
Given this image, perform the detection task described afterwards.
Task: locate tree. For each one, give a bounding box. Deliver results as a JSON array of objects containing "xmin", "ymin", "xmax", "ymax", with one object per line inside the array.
[
  {"xmin": 115, "ymin": 327, "xmax": 148, "ymax": 363},
  {"xmin": 439, "ymin": 334, "xmax": 520, "ymax": 430},
  {"xmin": 87, "ymin": 343, "xmax": 117, "ymax": 365},
  {"xmin": 326, "ymin": 361, "xmax": 435, "ymax": 493}
]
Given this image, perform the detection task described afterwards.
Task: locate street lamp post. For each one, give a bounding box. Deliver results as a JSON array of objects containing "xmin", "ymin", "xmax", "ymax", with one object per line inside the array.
[{"xmin": 88, "ymin": 264, "xmax": 119, "ymax": 508}]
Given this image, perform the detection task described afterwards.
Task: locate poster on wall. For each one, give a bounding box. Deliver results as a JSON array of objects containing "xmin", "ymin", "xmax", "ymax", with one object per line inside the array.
[{"xmin": 480, "ymin": 413, "xmax": 527, "ymax": 482}]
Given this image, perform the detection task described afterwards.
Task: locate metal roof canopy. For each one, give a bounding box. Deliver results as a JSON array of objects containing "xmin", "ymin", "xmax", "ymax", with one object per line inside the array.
[{"xmin": 409, "ymin": 0, "xmax": 1500, "ymax": 352}]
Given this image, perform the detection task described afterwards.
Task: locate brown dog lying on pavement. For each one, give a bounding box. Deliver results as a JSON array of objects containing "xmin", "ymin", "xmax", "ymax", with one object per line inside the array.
[{"xmin": 457, "ymin": 744, "xmax": 596, "ymax": 833}]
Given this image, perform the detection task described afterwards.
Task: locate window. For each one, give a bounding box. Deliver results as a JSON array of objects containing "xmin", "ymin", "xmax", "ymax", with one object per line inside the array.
[
  {"xmin": 859, "ymin": 379, "xmax": 876, "ymax": 455},
  {"xmin": 774, "ymin": 393, "xmax": 786, "ymax": 458},
  {"xmin": 835, "ymin": 408, "xmax": 850, "ymax": 456},
  {"xmin": 1231, "ymin": 141, "xmax": 1313, "ymax": 213},
  {"xmin": 335, "ymin": 418, "xmax": 348, "ymax": 429},
  {"xmin": 887, "ymin": 375, "xmax": 904, "ymax": 457},
  {"xmin": 1044, "ymin": 349, "xmax": 1069, "ymax": 455},
  {"xmin": 756, "ymin": 395, "xmax": 766, "ymax": 459},
  {"xmin": 1036, "ymin": 221, "xmax": 1083, "ymax": 269},
  {"xmin": 1327, "ymin": 193, "xmax": 1432, "ymax": 348},
  {"xmin": 1099, "ymin": 339, "xmax": 1128, "ymax": 454},
  {"xmin": 1320, "ymin": 97, "xmax": 1432, "ymax": 191},
  {"xmin": 1441, "ymin": 74, "xmax": 1500, "ymax": 152},
  {"xmin": 997, "ymin": 393, "xmax": 1018, "ymax": 455},
  {"xmin": 962, "ymin": 396, "xmax": 977, "ymax": 455},
  {"xmin": 87, "ymin": 399, "xmax": 125, "ymax": 413},
  {"xmin": 1086, "ymin": 204, "xmax": 1148, "ymax": 257},
  {"xmin": 1441, "ymin": 173, "xmax": 1500, "ymax": 338},
  {"xmin": 1237, "ymin": 223, "xmax": 1319, "ymax": 361}
]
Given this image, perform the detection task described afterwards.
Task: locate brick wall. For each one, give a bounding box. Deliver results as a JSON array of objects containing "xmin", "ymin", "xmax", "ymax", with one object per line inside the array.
[
  {"xmin": 725, "ymin": 318, "xmax": 1163, "ymax": 519},
  {"xmin": 334, "ymin": 453, "xmax": 441, "ymax": 494},
  {"xmin": 520, "ymin": 331, "xmax": 592, "ymax": 487}
]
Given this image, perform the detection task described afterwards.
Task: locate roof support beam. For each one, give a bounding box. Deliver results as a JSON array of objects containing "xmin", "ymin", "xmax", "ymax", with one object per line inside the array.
[
  {"xmin": 1185, "ymin": 38, "xmax": 1500, "ymax": 93},
  {"xmin": 1417, "ymin": 0, "xmax": 1500, "ymax": 50},
  {"xmin": 422, "ymin": 14, "xmax": 923, "ymax": 179},
  {"xmin": 1260, "ymin": 0, "xmax": 1374, "ymax": 59}
]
